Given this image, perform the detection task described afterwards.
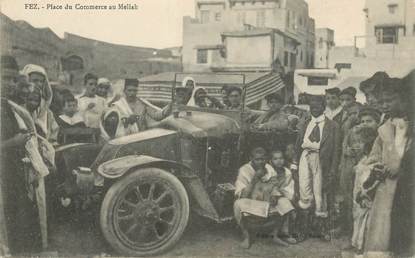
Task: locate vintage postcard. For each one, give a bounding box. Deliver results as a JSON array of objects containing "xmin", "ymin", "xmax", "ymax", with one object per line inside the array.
[{"xmin": 0, "ymin": 0, "xmax": 414, "ymax": 257}]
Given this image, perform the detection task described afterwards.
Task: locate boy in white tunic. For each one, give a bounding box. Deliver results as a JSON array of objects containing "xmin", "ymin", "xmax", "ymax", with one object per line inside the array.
[{"xmin": 77, "ymin": 73, "xmax": 106, "ymax": 128}]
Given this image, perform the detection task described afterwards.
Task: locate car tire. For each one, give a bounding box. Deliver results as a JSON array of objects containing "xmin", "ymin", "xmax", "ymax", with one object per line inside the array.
[{"xmin": 100, "ymin": 167, "xmax": 189, "ymax": 256}]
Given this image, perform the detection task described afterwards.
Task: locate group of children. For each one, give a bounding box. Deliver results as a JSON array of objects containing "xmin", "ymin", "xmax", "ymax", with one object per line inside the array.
[
  {"xmin": 233, "ymin": 70, "xmax": 414, "ymax": 257},
  {"xmin": 9, "ymin": 69, "xmax": 117, "ymax": 145},
  {"xmin": 55, "ymin": 74, "xmax": 117, "ymax": 144},
  {"xmin": 234, "ymin": 148, "xmax": 297, "ymax": 248}
]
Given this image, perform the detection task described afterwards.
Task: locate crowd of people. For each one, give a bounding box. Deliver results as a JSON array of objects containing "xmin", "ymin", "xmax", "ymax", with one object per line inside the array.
[
  {"xmin": 233, "ymin": 70, "xmax": 414, "ymax": 257},
  {"xmin": 0, "ymin": 54, "xmax": 290, "ymax": 256},
  {"xmin": 0, "ymin": 52, "xmax": 414, "ymax": 257}
]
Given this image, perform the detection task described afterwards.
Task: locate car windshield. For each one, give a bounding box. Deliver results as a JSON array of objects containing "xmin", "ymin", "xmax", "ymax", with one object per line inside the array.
[{"xmin": 171, "ymin": 73, "xmax": 246, "ymax": 114}]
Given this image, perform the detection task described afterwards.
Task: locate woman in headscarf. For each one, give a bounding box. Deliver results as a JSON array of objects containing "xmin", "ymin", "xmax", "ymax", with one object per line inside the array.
[
  {"xmin": 187, "ymin": 87, "xmax": 224, "ymax": 108},
  {"xmin": 181, "ymin": 76, "xmax": 195, "ymax": 105},
  {"xmin": 1, "ymin": 56, "xmax": 49, "ymax": 254},
  {"xmin": 96, "ymin": 77, "xmax": 122, "ymax": 107}
]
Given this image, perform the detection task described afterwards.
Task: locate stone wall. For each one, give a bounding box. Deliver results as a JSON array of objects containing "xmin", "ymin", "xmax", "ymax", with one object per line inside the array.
[{"xmin": 0, "ymin": 13, "xmax": 181, "ymax": 92}]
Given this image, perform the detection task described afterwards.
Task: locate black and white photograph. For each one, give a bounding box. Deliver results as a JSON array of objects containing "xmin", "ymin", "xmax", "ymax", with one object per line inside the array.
[{"xmin": 0, "ymin": 0, "xmax": 414, "ymax": 257}]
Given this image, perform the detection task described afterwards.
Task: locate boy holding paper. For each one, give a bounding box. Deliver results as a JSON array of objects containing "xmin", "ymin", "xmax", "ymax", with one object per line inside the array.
[{"xmin": 234, "ymin": 147, "xmax": 295, "ymax": 248}]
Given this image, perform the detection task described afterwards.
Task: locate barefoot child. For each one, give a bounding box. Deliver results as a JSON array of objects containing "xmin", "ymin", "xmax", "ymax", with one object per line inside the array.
[
  {"xmin": 234, "ymin": 148, "xmax": 295, "ymax": 248},
  {"xmin": 269, "ymin": 150, "xmax": 298, "ymax": 245}
]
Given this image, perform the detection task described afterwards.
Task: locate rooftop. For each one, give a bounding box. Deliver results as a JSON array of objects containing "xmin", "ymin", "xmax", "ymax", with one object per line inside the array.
[
  {"xmin": 221, "ymin": 28, "xmax": 301, "ymax": 44},
  {"xmin": 139, "ymin": 71, "xmax": 269, "ymax": 85}
]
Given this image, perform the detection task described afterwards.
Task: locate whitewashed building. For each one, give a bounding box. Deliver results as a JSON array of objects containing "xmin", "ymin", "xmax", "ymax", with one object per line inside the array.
[
  {"xmin": 182, "ymin": 0, "xmax": 316, "ymax": 73},
  {"xmin": 328, "ymin": 0, "xmax": 415, "ymax": 77}
]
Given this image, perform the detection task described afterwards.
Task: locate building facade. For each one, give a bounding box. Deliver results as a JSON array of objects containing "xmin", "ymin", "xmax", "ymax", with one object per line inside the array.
[
  {"xmin": 182, "ymin": 0, "xmax": 315, "ymax": 73},
  {"xmin": 328, "ymin": 0, "xmax": 415, "ymax": 77},
  {"xmin": 314, "ymin": 28, "xmax": 334, "ymax": 69}
]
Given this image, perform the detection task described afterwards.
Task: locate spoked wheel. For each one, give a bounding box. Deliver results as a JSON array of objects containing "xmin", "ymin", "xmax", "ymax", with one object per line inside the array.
[{"xmin": 100, "ymin": 168, "xmax": 189, "ymax": 256}]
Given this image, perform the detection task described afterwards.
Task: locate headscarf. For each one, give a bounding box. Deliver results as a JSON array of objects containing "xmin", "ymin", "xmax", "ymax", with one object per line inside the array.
[
  {"xmin": 21, "ymin": 64, "xmax": 53, "ymax": 136},
  {"xmin": 21, "ymin": 64, "xmax": 52, "ymax": 102},
  {"xmin": 182, "ymin": 76, "xmax": 196, "ymax": 89},
  {"xmin": 179, "ymin": 77, "xmax": 196, "ymax": 105},
  {"xmin": 98, "ymin": 77, "xmax": 111, "ymax": 86},
  {"xmin": 187, "ymin": 87, "xmax": 208, "ymax": 107}
]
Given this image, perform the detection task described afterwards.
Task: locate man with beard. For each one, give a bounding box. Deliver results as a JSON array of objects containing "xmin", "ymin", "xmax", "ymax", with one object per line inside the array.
[
  {"xmin": 1, "ymin": 55, "xmax": 49, "ymax": 255},
  {"xmin": 21, "ymin": 64, "xmax": 53, "ymax": 136},
  {"xmin": 10, "ymin": 74, "xmax": 31, "ymax": 105}
]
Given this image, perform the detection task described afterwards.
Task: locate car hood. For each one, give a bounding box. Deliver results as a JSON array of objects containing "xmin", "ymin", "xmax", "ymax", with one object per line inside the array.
[{"xmin": 158, "ymin": 111, "xmax": 241, "ymax": 138}]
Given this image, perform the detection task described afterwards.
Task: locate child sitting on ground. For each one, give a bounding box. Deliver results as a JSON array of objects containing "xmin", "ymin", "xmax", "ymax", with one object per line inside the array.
[
  {"xmin": 269, "ymin": 150, "xmax": 298, "ymax": 245},
  {"xmin": 234, "ymin": 148, "xmax": 295, "ymax": 248}
]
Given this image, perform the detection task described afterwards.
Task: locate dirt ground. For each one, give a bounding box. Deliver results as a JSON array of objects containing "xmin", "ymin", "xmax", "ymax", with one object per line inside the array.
[{"xmin": 48, "ymin": 214, "xmax": 348, "ymax": 258}]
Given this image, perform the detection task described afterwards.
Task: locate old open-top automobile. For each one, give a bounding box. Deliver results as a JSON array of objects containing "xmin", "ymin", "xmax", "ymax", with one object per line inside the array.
[{"xmin": 54, "ymin": 73, "xmax": 293, "ymax": 256}]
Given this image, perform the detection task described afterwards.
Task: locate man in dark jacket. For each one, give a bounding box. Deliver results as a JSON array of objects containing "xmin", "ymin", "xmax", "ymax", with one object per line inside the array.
[
  {"xmin": 324, "ymin": 87, "xmax": 343, "ymax": 125},
  {"xmin": 294, "ymin": 95, "xmax": 341, "ymax": 241}
]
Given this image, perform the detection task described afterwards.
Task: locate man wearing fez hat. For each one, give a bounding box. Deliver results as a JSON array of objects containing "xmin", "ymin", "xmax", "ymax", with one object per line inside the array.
[
  {"xmin": 1, "ymin": 55, "xmax": 50, "ymax": 254},
  {"xmin": 294, "ymin": 94, "xmax": 341, "ymax": 242},
  {"xmin": 324, "ymin": 87, "xmax": 344, "ymax": 124},
  {"xmin": 101, "ymin": 78, "xmax": 172, "ymax": 139},
  {"xmin": 339, "ymin": 87, "xmax": 357, "ymax": 109}
]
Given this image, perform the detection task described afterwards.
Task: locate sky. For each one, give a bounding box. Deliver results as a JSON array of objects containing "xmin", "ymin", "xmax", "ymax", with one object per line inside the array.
[{"xmin": 0, "ymin": 0, "xmax": 365, "ymax": 49}]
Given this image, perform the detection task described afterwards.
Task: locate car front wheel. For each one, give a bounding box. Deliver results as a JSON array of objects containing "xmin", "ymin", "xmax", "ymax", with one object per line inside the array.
[{"xmin": 100, "ymin": 167, "xmax": 189, "ymax": 256}]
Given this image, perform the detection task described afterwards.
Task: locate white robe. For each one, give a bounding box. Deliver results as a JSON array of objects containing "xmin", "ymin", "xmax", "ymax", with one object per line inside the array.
[
  {"xmin": 234, "ymin": 163, "xmax": 294, "ymax": 223},
  {"xmin": 100, "ymin": 97, "xmax": 139, "ymax": 140},
  {"xmin": 21, "ymin": 64, "xmax": 53, "ymax": 137}
]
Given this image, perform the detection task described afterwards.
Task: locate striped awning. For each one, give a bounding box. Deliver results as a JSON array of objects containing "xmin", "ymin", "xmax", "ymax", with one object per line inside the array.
[
  {"xmin": 245, "ymin": 73, "xmax": 285, "ymax": 105},
  {"xmin": 135, "ymin": 72, "xmax": 285, "ymax": 105}
]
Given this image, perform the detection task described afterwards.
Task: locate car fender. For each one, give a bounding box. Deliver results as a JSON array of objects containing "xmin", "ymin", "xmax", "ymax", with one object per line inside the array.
[
  {"xmin": 98, "ymin": 155, "xmax": 222, "ymax": 221},
  {"xmin": 97, "ymin": 155, "xmax": 192, "ymax": 179}
]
